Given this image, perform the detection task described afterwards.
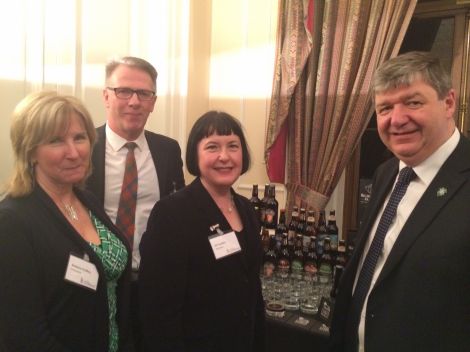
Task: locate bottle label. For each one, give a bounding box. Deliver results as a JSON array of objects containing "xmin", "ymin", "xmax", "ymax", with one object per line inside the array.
[
  {"xmin": 302, "ymin": 235, "xmax": 311, "ymax": 249},
  {"xmin": 288, "ymin": 230, "xmax": 296, "ymax": 240},
  {"xmin": 304, "ymin": 262, "xmax": 317, "ymax": 275},
  {"xmin": 260, "ymin": 209, "xmax": 266, "ymax": 223},
  {"xmin": 291, "ymin": 260, "xmax": 303, "ymax": 272},
  {"xmin": 265, "ymin": 209, "xmax": 275, "ymax": 226},
  {"xmin": 319, "ymin": 263, "xmax": 332, "ymax": 276},
  {"xmin": 329, "ymin": 234, "xmax": 338, "ymax": 249},
  {"xmin": 278, "ymin": 259, "xmax": 290, "ymax": 272},
  {"xmin": 263, "ymin": 261, "xmax": 275, "ymax": 277}
]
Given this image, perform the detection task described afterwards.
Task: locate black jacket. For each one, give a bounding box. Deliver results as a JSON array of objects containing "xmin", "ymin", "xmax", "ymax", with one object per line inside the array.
[
  {"xmin": 330, "ymin": 135, "xmax": 470, "ymax": 352},
  {"xmin": 139, "ymin": 178, "xmax": 266, "ymax": 352},
  {"xmin": 86, "ymin": 124, "xmax": 185, "ymax": 203},
  {"xmin": 0, "ymin": 186, "xmax": 132, "ymax": 351}
]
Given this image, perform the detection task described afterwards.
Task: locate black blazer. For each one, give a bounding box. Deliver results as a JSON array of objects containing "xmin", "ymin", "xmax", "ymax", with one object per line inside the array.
[
  {"xmin": 86, "ymin": 124, "xmax": 185, "ymax": 204},
  {"xmin": 0, "ymin": 186, "xmax": 132, "ymax": 352},
  {"xmin": 139, "ymin": 178, "xmax": 266, "ymax": 352},
  {"xmin": 330, "ymin": 135, "xmax": 470, "ymax": 352}
]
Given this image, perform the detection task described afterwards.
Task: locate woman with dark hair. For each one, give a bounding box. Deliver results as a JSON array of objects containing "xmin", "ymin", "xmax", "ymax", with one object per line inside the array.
[{"xmin": 139, "ymin": 111, "xmax": 265, "ymax": 352}]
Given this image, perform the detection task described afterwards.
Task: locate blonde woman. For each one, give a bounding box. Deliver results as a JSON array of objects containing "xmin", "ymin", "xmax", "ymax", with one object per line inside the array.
[{"xmin": 0, "ymin": 91, "xmax": 131, "ymax": 352}]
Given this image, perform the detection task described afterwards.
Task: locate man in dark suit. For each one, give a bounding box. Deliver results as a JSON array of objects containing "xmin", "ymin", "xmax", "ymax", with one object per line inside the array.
[
  {"xmin": 330, "ymin": 51, "xmax": 470, "ymax": 352},
  {"xmin": 86, "ymin": 56, "xmax": 185, "ymax": 350}
]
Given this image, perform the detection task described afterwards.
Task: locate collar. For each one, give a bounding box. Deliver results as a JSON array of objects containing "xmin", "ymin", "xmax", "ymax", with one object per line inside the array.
[
  {"xmin": 105, "ymin": 123, "xmax": 146, "ymax": 152},
  {"xmin": 400, "ymin": 127, "xmax": 460, "ymax": 187}
]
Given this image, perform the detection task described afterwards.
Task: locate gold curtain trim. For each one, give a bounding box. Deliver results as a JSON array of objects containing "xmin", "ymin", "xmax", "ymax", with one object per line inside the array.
[{"xmin": 286, "ymin": 182, "xmax": 329, "ymax": 211}]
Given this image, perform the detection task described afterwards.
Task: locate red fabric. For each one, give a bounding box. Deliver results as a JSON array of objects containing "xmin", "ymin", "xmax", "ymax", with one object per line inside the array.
[
  {"xmin": 306, "ymin": 0, "xmax": 314, "ymax": 34},
  {"xmin": 267, "ymin": 122, "xmax": 288, "ymax": 183},
  {"xmin": 116, "ymin": 142, "xmax": 138, "ymax": 248},
  {"xmin": 266, "ymin": 0, "xmax": 314, "ymax": 184}
]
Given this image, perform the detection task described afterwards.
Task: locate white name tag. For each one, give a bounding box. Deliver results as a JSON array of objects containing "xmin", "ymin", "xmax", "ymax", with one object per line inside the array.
[
  {"xmin": 64, "ymin": 254, "xmax": 99, "ymax": 291},
  {"xmin": 209, "ymin": 230, "xmax": 242, "ymax": 260}
]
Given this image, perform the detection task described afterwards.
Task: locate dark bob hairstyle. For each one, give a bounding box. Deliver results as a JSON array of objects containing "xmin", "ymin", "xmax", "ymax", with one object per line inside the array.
[{"xmin": 186, "ymin": 110, "xmax": 251, "ymax": 176}]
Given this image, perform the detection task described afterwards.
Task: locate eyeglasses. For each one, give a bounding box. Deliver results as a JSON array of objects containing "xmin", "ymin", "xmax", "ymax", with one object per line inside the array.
[{"xmin": 106, "ymin": 87, "xmax": 155, "ymax": 101}]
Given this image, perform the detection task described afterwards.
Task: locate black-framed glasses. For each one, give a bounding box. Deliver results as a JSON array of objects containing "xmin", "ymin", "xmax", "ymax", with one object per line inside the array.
[{"xmin": 107, "ymin": 87, "xmax": 155, "ymax": 101}]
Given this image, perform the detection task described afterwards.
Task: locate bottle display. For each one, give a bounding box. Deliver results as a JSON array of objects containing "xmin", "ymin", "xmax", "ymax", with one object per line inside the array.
[{"xmin": 259, "ymin": 202, "xmax": 341, "ymax": 318}]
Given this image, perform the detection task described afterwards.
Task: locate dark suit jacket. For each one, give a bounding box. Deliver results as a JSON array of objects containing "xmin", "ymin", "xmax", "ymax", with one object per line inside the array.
[
  {"xmin": 139, "ymin": 178, "xmax": 266, "ymax": 352},
  {"xmin": 0, "ymin": 186, "xmax": 132, "ymax": 352},
  {"xmin": 330, "ymin": 135, "xmax": 470, "ymax": 352},
  {"xmin": 86, "ymin": 124, "xmax": 185, "ymax": 204}
]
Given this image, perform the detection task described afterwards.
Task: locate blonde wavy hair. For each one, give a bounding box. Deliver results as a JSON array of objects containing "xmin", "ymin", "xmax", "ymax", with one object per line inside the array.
[{"xmin": 3, "ymin": 91, "xmax": 96, "ymax": 198}]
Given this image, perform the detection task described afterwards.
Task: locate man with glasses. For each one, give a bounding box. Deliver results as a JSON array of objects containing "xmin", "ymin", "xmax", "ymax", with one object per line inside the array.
[{"xmin": 87, "ymin": 56, "xmax": 185, "ymax": 351}]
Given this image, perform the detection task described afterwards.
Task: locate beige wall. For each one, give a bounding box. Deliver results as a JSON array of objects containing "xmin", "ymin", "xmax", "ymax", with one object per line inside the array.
[
  {"xmin": 0, "ymin": 0, "xmax": 343, "ymax": 228},
  {"xmin": 0, "ymin": 0, "xmax": 278, "ymax": 198},
  {"xmin": 187, "ymin": 0, "xmax": 281, "ymax": 203}
]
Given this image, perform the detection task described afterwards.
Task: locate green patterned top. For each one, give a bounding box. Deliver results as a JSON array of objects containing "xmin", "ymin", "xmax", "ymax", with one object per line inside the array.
[{"xmin": 89, "ymin": 212, "xmax": 128, "ymax": 352}]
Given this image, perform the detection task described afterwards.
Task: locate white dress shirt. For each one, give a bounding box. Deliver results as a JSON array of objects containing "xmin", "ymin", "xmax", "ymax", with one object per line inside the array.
[
  {"xmin": 354, "ymin": 128, "xmax": 460, "ymax": 351},
  {"xmin": 104, "ymin": 124, "xmax": 160, "ymax": 270}
]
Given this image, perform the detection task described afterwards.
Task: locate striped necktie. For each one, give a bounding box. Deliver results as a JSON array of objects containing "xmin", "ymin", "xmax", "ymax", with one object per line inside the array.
[
  {"xmin": 116, "ymin": 142, "xmax": 138, "ymax": 248},
  {"xmin": 346, "ymin": 166, "xmax": 416, "ymax": 347}
]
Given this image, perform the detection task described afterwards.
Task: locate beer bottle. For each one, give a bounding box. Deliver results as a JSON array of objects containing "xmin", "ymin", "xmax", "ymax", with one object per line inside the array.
[
  {"xmin": 305, "ymin": 210, "xmax": 317, "ymax": 236},
  {"xmin": 318, "ymin": 236, "xmax": 333, "ymax": 283},
  {"xmin": 259, "ymin": 184, "xmax": 270, "ymax": 226},
  {"xmin": 275, "ymin": 209, "xmax": 287, "ymax": 253},
  {"xmin": 346, "ymin": 241, "xmax": 355, "ymax": 265},
  {"xmin": 327, "ymin": 210, "xmax": 339, "ymax": 251},
  {"xmin": 291, "ymin": 234, "xmax": 304, "ymax": 278},
  {"xmin": 316, "ymin": 210, "xmax": 328, "ymax": 257},
  {"xmin": 249, "ymin": 184, "xmax": 261, "ymax": 221},
  {"xmin": 277, "ymin": 236, "xmax": 291, "ymax": 277},
  {"xmin": 263, "ymin": 235, "xmax": 278, "ymax": 278},
  {"xmin": 303, "ymin": 235, "xmax": 318, "ymax": 278},
  {"xmin": 335, "ymin": 239, "xmax": 347, "ymax": 267},
  {"xmin": 330, "ymin": 265, "xmax": 344, "ymax": 299},
  {"xmin": 264, "ymin": 184, "xmax": 278, "ymax": 229},
  {"xmin": 261, "ymin": 228, "xmax": 270, "ymax": 255},
  {"xmin": 288, "ymin": 206, "xmax": 299, "ymax": 242},
  {"xmin": 297, "ymin": 208, "xmax": 308, "ymax": 249}
]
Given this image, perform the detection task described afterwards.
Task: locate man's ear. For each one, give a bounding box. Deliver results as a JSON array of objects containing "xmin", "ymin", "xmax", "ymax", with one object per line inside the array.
[
  {"xmin": 444, "ymin": 88, "xmax": 456, "ymax": 119},
  {"xmin": 103, "ymin": 88, "xmax": 110, "ymax": 108}
]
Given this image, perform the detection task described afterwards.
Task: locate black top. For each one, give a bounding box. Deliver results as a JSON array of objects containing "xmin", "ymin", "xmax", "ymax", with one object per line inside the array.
[
  {"xmin": 139, "ymin": 177, "xmax": 266, "ymax": 352},
  {"xmin": 0, "ymin": 186, "xmax": 132, "ymax": 352}
]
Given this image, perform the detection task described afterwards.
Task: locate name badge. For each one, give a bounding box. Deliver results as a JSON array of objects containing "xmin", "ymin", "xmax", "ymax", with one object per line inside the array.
[
  {"xmin": 209, "ymin": 230, "xmax": 242, "ymax": 260},
  {"xmin": 64, "ymin": 253, "xmax": 99, "ymax": 291}
]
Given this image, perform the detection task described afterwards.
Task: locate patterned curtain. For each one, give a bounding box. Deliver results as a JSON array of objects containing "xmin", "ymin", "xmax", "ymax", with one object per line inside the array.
[{"xmin": 265, "ymin": 0, "xmax": 417, "ymax": 212}]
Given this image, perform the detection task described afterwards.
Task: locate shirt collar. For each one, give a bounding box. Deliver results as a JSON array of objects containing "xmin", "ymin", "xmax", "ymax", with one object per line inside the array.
[
  {"xmin": 399, "ymin": 127, "xmax": 460, "ymax": 186},
  {"xmin": 105, "ymin": 123, "xmax": 146, "ymax": 152}
]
